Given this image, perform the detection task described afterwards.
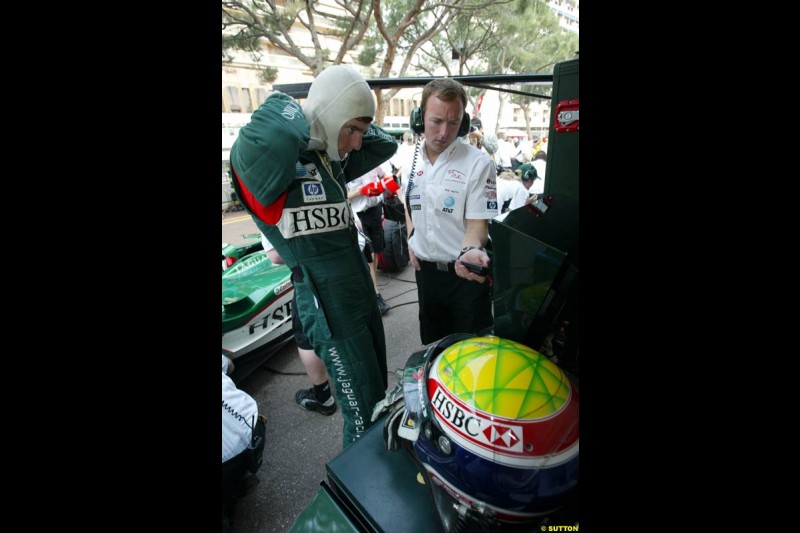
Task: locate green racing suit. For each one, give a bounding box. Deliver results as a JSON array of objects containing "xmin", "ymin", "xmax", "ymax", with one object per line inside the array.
[{"xmin": 230, "ymin": 91, "xmax": 397, "ymax": 446}]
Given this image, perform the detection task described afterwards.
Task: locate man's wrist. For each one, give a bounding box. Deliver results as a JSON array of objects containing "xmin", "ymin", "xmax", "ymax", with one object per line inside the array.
[{"xmin": 458, "ymin": 245, "xmax": 485, "ymax": 259}]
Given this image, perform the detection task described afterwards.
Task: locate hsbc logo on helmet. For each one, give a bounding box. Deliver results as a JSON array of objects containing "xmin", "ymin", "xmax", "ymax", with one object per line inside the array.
[
  {"xmin": 431, "ymin": 388, "xmax": 524, "ymax": 454},
  {"xmin": 483, "ymin": 424, "xmax": 520, "ymax": 449}
]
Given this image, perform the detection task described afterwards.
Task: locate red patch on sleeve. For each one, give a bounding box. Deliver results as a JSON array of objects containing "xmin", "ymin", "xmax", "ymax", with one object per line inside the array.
[{"xmin": 231, "ymin": 166, "xmax": 287, "ymax": 225}]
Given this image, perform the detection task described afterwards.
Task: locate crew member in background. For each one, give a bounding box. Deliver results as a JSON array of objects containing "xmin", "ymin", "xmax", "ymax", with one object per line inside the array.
[
  {"xmin": 346, "ymin": 166, "xmax": 398, "ymax": 315},
  {"xmin": 222, "ymin": 355, "xmax": 266, "ymax": 531},
  {"xmin": 261, "ymin": 233, "xmax": 337, "ymax": 416}
]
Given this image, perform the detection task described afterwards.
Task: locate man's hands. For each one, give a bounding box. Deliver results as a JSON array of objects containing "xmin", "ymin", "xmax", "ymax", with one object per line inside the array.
[
  {"xmin": 359, "ymin": 176, "xmax": 400, "ymax": 197},
  {"xmin": 408, "ymin": 245, "xmax": 421, "ymax": 271},
  {"xmin": 455, "ymin": 248, "xmax": 491, "ymax": 283}
]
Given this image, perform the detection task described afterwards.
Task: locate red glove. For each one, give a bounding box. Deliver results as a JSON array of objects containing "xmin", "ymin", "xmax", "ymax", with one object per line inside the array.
[
  {"xmin": 359, "ymin": 182, "xmax": 383, "ymax": 197},
  {"xmin": 359, "ymin": 176, "xmax": 400, "ymax": 197},
  {"xmin": 380, "ymin": 176, "xmax": 400, "ymax": 194}
]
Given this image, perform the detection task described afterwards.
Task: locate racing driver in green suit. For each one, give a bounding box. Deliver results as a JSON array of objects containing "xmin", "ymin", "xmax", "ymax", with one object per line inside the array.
[{"xmin": 229, "ymin": 65, "xmax": 398, "ymax": 447}]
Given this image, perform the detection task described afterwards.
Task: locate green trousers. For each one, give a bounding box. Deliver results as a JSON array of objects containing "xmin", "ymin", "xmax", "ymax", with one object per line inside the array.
[{"xmin": 292, "ymin": 248, "xmax": 388, "ymax": 447}]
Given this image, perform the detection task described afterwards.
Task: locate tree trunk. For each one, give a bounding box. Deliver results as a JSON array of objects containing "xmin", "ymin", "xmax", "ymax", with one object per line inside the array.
[{"xmin": 375, "ymin": 88, "xmax": 386, "ymax": 126}]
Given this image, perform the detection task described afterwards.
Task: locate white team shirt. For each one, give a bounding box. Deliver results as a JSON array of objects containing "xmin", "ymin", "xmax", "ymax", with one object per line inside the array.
[
  {"xmin": 347, "ymin": 166, "xmax": 386, "ymax": 213},
  {"xmin": 496, "ymin": 139, "xmax": 515, "ymax": 169},
  {"xmin": 530, "ymin": 160, "xmax": 547, "ymax": 194},
  {"xmin": 390, "ymin": 141, "xmax": 415, "ymax": 174},
  {"xmin": 496, "ymin": 178, "xmax": 529, "ymax": 213},
  {"xmin": 222, "ymin": 355, "xmax": 259, "ymax": 462},
  {"xmin": 403, "ymin": 140, "xmax": 497, "ymax": 262},
  {"xmin": 515, "ymin": 139, "xmax": 533, "ymax": 163}
]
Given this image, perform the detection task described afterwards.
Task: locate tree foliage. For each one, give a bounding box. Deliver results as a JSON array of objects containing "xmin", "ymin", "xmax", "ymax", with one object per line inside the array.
[
  {"xmin": 221, "ymin": 0, "xmax": 578, "ymax": 127},
  {"xmin": 408, "ymin": 0, "xmax": 576, "ymax": 133},
  {"xmin": 454, "ymin": 1, "xmax": 575, "ymax": 133},
  {"xmin": 222, "ymin": 1, "xmax": 373, "ymax": 76},
  {"xmin": 364, "ymin": 0, "xmax": 510, "ymax": 121}
]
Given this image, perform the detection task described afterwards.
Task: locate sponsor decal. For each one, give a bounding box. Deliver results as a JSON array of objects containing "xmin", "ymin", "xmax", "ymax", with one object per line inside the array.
[
  {"xmin": 411, "ymin": 204, "xmax": 421, "ymax": 210},
  {"xmin": 248, "ymin": 301, "xmax": 292, "ymax": 335},
  {"xmin": 487, "ymin": 201, "xmax": 497, "ymax": 210},
  {"xmin": 417, "ymin": 170, "xmax": 423, "ymax": 176},
  {"xmin": 276, "ymin": 201, "xmax": 351, "ymax": 238},
  {"xmin": 302, "ymin": 181, "xmax": 326, "ymax": 202},
  {"xmin": 281, "ymin": 101, "xmax": 302, "ymax": 120},
  {"xmin": 409, "ymin": 194, "xmax": 421, "ymax": 200},
  {"xmin": 330, "ymin": 347, "xmax": 365, "ymax": 437},
  {"xmin": 447, "ymin": 169, "xmax": 465, "ymax": 181},
  {"xmin": 442, "ymin": 196, "xmax": 455, "ymax": 213},
  {"xmin": 275, "ymin": 280, "xmax": 293, "ymax": 295},
  {"xmin": 302, "ymin": 163, "xmax": 320, "ymax": 179},
  {"xmin": 431, "ymin": 388, "xmax": 523, "ymax": 453},
  {"xmin": 486, "ymin": 178, "xmax": 495, "ymax": 186},
  {"xmin": 484, "ymin": 191, "xmax": 497, "ymax": 200}
]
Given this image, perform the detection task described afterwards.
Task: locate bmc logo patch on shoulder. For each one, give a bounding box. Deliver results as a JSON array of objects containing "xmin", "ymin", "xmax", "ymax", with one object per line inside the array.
[{"xmin": 302, "ymin": 182, "xmax": 326, "ymax": 203}]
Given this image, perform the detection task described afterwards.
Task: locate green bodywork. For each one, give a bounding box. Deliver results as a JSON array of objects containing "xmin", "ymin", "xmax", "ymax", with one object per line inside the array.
[
  {"xmin": 221, "ymin": 233, "xmax": 263, "ymax": 266},
  {"xmin": 221, "ymin": 252, "xmax": 293, "ymax": 332}
]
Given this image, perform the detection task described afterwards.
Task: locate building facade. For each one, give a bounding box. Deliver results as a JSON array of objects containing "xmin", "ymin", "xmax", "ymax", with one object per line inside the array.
[{"xmin": 221, "ymin": 1, "xmax": 577, "ymax": 208}]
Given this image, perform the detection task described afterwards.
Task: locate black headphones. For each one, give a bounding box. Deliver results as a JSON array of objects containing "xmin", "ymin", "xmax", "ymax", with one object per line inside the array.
[{"xmin": 410, "ymin": 107, "xmax": 471, "ymax": 137}]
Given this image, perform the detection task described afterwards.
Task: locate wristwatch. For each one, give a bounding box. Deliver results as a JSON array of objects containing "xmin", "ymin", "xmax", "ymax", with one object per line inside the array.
[{"xmin": 459, "ymin": 245, "xmax": 484, "ymax": 258}]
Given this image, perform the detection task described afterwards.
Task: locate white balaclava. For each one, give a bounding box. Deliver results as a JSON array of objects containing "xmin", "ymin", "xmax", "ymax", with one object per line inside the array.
[{"xmin": 303, "ymin": 65, "xmax": 376, "ymax": 162}]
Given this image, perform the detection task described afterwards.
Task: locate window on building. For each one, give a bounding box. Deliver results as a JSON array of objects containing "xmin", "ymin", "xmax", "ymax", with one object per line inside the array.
[
  {"xmin": 225, "ymin": 85, "xmax": 242, "ymax": 112},
  {"xmin": 242, "ymin": 88, "xmax": 253, "ymax": 113},
  {"xmin": 254, "ymin": 88, "xmax": 269, "ymax": 106}
]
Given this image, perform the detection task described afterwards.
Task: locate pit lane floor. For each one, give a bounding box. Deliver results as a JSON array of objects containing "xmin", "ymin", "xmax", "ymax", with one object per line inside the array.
[{"xmin": 223, "ymin": 210, "xmax": 425, "ymax": 532}]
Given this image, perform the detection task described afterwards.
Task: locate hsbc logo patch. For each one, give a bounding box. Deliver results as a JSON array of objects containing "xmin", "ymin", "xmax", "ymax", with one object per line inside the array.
[{"xmin": 431, "ymin": 388, "xmax": 524, "ymax": 453}]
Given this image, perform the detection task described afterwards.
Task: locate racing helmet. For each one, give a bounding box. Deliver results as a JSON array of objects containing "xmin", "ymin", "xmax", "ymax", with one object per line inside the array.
[{"xmin": 400, "ymin": 334, "xmax": 579, "ymax": 530}]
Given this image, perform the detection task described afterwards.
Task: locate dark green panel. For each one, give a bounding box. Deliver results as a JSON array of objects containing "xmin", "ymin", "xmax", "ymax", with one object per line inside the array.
[
  {"xmin": 325, "ymin": 422, "xmax": 439, "ymax": 532},
  {"xmin": 288, "ymin": 484, "xmax": 360, "ymax": 533},
  {"xmin": 544, "ymin": 58, "xmax": 579, "ymax": 201},
  {"xmin": 491, "ymin": 57, "xmax": 579, "ymax": 353}
]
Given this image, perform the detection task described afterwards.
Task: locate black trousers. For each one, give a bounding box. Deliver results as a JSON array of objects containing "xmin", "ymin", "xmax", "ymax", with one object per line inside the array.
[
  {"xmin": 415, "ymin": 262, "xmax": 492, "ymax": 345},
  {"xmin": 222, "ymin": 417, "xmax": 266, "ymax": 513},
  {"xmin": 357, "ymin": 204, "xmax": 385, "ymax": 253}
]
